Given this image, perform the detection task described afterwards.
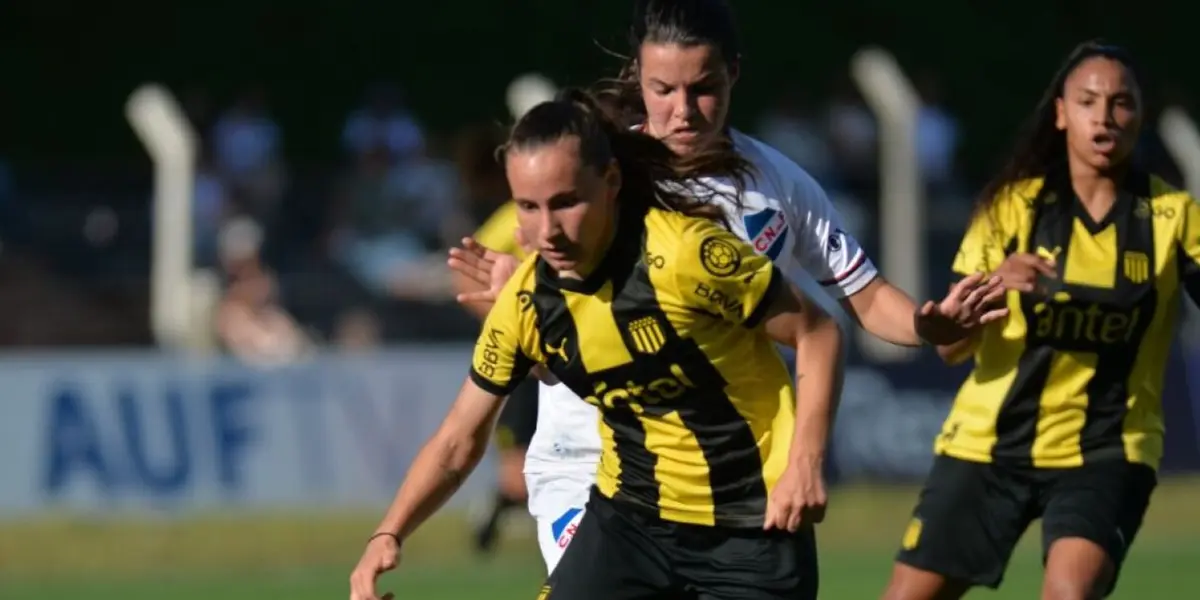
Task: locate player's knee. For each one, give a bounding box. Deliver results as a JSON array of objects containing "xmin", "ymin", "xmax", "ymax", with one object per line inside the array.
[
  {"xmin": 1040, "ymin": 576, "xmax": 1107, "ymax": 600},
  {"xmin": 1043, "ymin": 537, "xmax": 1113, "ymax": 600},
  {"xmin": 880, "ymin": 563, "xmax": 969, "ymax": 600}
]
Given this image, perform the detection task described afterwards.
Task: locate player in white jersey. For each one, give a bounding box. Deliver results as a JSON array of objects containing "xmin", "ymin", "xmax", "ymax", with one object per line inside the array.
[{"xmin": 449, "ymin": 0, "xmax": 1006, "ymax": 575}]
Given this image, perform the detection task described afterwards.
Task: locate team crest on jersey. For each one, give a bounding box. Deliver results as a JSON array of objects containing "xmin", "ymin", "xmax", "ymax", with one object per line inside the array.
[
  {"xmin": 1123, "ymin": 251, "xmax": 1150, "ymax": 283},
  {"xmin": 742, "ymin": 209, "xmax": 789, "ymax": 261},
  {"xmin": 551, "ymin": 507, "xmax": 584, "ymax": 548},
  {"xmin": 627, "ymin": 316, "xmax": 666, "ymax": 354}
]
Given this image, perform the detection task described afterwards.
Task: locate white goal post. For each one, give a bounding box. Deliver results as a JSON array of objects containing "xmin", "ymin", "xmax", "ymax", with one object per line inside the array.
[{"xmin": 125, "ymin": 84, "xmax": 203, "ymax": 351}]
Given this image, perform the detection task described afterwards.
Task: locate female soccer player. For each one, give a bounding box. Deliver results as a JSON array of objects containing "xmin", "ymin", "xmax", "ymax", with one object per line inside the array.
[
  {"xmin": 351, "ymin": 89, "xmax": 850, "ymax": 600},
  {"xmin": 882, "ymin": 41, "xmax": 1200, "ymax": 600},
  {"xmin": 448, "ymin": 0, "xmax": 1008, "ymax": 574}
]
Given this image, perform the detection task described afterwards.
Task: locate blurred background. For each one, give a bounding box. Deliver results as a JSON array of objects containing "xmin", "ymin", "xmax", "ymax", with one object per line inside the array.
[{"xmin": 3, "ymin": 2, "xmax": 1200, "ymax": 598}]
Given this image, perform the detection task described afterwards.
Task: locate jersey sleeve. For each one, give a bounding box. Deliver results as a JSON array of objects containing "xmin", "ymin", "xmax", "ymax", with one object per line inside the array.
[
  {"xmin": 468, "ymin": 276, "xmax": 537, "ymax": 395},
  {"xmin": 1177, "ymin": 194, "xmax": 1200, "ymax": 305},
  {"xmin": 781, "ymin": 169, "xmax": 878, "ymax": 298},
  {"xmin": 473, "ymin": 202, "xmax": 524, "ymax": 258},
  {"xmin": 673, "ymin": 218, "xmax": 782, "ymax": 328},
  {"xmin": 952, "ymin": 201, "xmax": 1014, "ymax": 277}
]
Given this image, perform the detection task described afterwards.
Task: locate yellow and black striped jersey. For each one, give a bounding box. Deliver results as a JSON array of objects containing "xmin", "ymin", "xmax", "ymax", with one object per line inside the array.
[
  {"xmin": 473, "ymin": 201, "xmax": 528, "ymax": 259},
  {"xmin": 939, "ymin": 172, "xmax": 1200, "ymax": 470},
  {"xmin": 469, "ymin": 207, "xmax": 794, "ymax": 527}
]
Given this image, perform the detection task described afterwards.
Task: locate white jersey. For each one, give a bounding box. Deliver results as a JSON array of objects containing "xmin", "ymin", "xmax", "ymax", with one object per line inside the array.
[{"xmin": 524, "ymin": 130, "xmax": 879, "ymax": 569}]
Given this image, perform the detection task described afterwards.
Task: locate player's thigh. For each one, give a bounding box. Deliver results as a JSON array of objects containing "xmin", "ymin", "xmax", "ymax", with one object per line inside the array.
[
  {"xmin": 1040, "ymin": 461, "xmax": 1157, "ymax": 597},
  {"xmin": 680, "ymin": 526, "xmax": 819, "ymax": 600},
  {"xmin": 543, "ymin": 494, "xmax": 673, "ymax": 600},
  {"xmin": 535, "ymin": 504, "xmax": 587, "ymax": 574},
  {"xmin": 526, "ymin": 474, "xmax": 594, "ymax": 572},
  {"xmin": 893, "ymin": 455, "xmax": 1036, "ymax": 591}
]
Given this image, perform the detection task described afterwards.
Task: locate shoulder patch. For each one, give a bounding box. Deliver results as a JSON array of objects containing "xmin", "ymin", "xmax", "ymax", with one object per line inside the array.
[{"xmin": 742, "ymin": 208, "xmax": 789, "ymax": 260}]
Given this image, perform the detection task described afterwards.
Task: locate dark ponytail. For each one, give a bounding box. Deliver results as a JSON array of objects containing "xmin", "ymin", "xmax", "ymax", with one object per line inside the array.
[{"xmin": 502, "ymin": 88, "xmax": 753, "ymax": 225}]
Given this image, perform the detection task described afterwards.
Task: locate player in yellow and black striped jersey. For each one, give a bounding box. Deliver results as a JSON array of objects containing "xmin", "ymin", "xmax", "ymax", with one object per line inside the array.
[
  {"xmin": 467, "ymin": 91, "xmax": 847, "ymax": 600},
  {"xmin": 349, "ymin": 88, "xmax": 882, "ymax": 600},
  {"xmin": 459, "ymin": 200, "xmax": 539, "ymax": 554},
  {"xmin": 883, "ymin": 41, "xmax": 1200, "ymax": 600}
]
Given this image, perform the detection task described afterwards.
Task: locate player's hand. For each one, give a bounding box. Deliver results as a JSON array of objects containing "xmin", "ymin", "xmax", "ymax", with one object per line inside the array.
[
  {"xmin": 914, "ymin": 272, "xmax": 1009, "ymax": 345},
  {"xmin": 764, "ymin": 457, "xmax": 827, "ymax": 532},
  {"xmin": 991, "ymin": 252, "xmax": 1057, "ymax": 294},
  {"xmin": 349, "ymin": 534, "xmax": 400, "ymax": 600},
  {"xmin": 447, "ymin": 237, "xmax": 522, "ymax": 305}
]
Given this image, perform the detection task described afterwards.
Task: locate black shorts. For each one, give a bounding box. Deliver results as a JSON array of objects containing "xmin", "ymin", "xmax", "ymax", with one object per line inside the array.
[
  {"xmin": 895, "ymin": 455, "xmax": 1157, "ymax": 594},
  {"xmin": 542, "ymin": 488, "xmax": 818, "ymax": 600},
  {"xmin": 494, "ymin": 377, "xmax": 538, "ymax": 451}
]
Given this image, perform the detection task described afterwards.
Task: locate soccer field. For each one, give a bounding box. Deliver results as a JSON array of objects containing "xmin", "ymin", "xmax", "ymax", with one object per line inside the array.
[{"xmin": 5, "ymin": 479, "xmax": 1200, "ymax": 599}]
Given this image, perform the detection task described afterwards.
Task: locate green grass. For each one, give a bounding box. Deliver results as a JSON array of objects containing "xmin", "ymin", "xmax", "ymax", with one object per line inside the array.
[{"xmin": 4, "ymin": 478, "xmax": 1200, "ymax": 599}]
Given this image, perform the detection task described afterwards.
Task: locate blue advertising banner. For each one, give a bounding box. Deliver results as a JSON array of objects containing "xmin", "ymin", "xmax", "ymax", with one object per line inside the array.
[
  {"xmin": 0, "ymin": 349, "xmax": 494, "ymax": 516},
  {"xmin": 0, "ymin": 342, "xmax": 1196, "ymax": 517}
]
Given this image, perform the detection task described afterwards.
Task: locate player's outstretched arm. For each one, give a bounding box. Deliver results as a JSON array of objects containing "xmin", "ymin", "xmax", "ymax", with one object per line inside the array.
[
  {"xmin": 349, "ymin": 378, "xmax": 505, "ymax": 600},
  {"xmin": 840, "ymin": 274, "xmax": 1007, "ymax": 348}
]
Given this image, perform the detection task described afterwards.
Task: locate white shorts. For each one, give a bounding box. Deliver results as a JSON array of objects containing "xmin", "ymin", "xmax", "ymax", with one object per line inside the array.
[{"xmin": 525, "ymin": 471, "xmax": 593, "ymax": 573}]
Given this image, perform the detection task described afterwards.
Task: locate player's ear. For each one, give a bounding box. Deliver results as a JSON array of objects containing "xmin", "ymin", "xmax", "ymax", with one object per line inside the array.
[
  {"xmin": 604, "ymin": 159, "xmax": 622, "ymax": 202},
  {"xmin": 1055, "ymin": 97, "xmax": 1067, "ymax": 131},
  {"xmin": 726, "ymin": 56, "xmax": 740, "ymax": 86}
]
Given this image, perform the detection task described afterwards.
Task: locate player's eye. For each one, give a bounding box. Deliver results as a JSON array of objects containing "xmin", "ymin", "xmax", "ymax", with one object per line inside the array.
[{"xmin": 550, "ymin": 194, "xmax": 582, "ymax": 209}]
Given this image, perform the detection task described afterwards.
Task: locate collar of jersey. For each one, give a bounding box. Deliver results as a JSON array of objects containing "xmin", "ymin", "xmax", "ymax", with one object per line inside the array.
[{"xmin": 1043, "ymin": 168, "xmax": 1150, "ymax": 235}]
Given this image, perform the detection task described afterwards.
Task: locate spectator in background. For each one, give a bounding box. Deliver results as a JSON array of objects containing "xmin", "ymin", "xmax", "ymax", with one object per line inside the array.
[
  {"xmin": 342, "ymin": 83, "xmax": 424, "ymax": 161},
  {"xmin": 211, "ymin": 85, "xmax": 286, "ymax": 222},
  {"xmin": 913, "ymin": 70, "xmax": 961, "ymax": 195},
  {"xmin": 386, "ymin": 135, "xmax": 464, "ymax": 250},
  {"xmin": 328, "ymin": 143, "xmax": 454, "ymax": 301},
  {"xmin": 330, "ymin": 145, "xmax": 426, "ymax": 294},
  {"xmin": 826, "ymin": 76, "xmax": 878, "ymax": 197},
  {"xmin": 755, "ymin": 85, "xmax": 835, "ymax": 183},
  {"xmin": 215, "ymin": 218, "xmax": 313, "ymax": 365},
  {"xmin": 193, "ymin": 145, "xmax": 230, "ymax": 268}
]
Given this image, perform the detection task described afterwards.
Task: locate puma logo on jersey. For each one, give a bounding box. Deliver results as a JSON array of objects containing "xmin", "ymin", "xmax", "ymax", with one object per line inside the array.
[
  {"xmin": 544, "ymin": 338, "xmax": 570, "ymax": 362},
  {"xmin": 1036, "ymin": 246, "xmax": 1062, "ymax": 263}
]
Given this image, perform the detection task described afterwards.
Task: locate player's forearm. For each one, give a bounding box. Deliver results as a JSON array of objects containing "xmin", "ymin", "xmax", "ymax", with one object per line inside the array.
[
  {"xmin": 936, "ymin": 329, "xmax": 982, "ymax": 366},
  {"xmin": 844, "ymin": 279, "xmax": 923, "ymax": 347},
  {"xmin": 373, "ymin": 429, "xmax": 489, "ymax": 541},
  {"xmin": 789, "ymin": 317, "xmax": 844, "ymax": 463}
]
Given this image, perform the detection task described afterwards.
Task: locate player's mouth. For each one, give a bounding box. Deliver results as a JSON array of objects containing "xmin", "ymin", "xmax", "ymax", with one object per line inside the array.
[
  {"xmin": 1091, "ymin": 131, "xmax": 1120, "ymax": 154},
  {"xmin": 541, "ymin": 247, "xmax": 574, "ymax": 262},
  {"xmin": 670, "ymin": 127, "xmax": 702, "ymax": 143}
]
